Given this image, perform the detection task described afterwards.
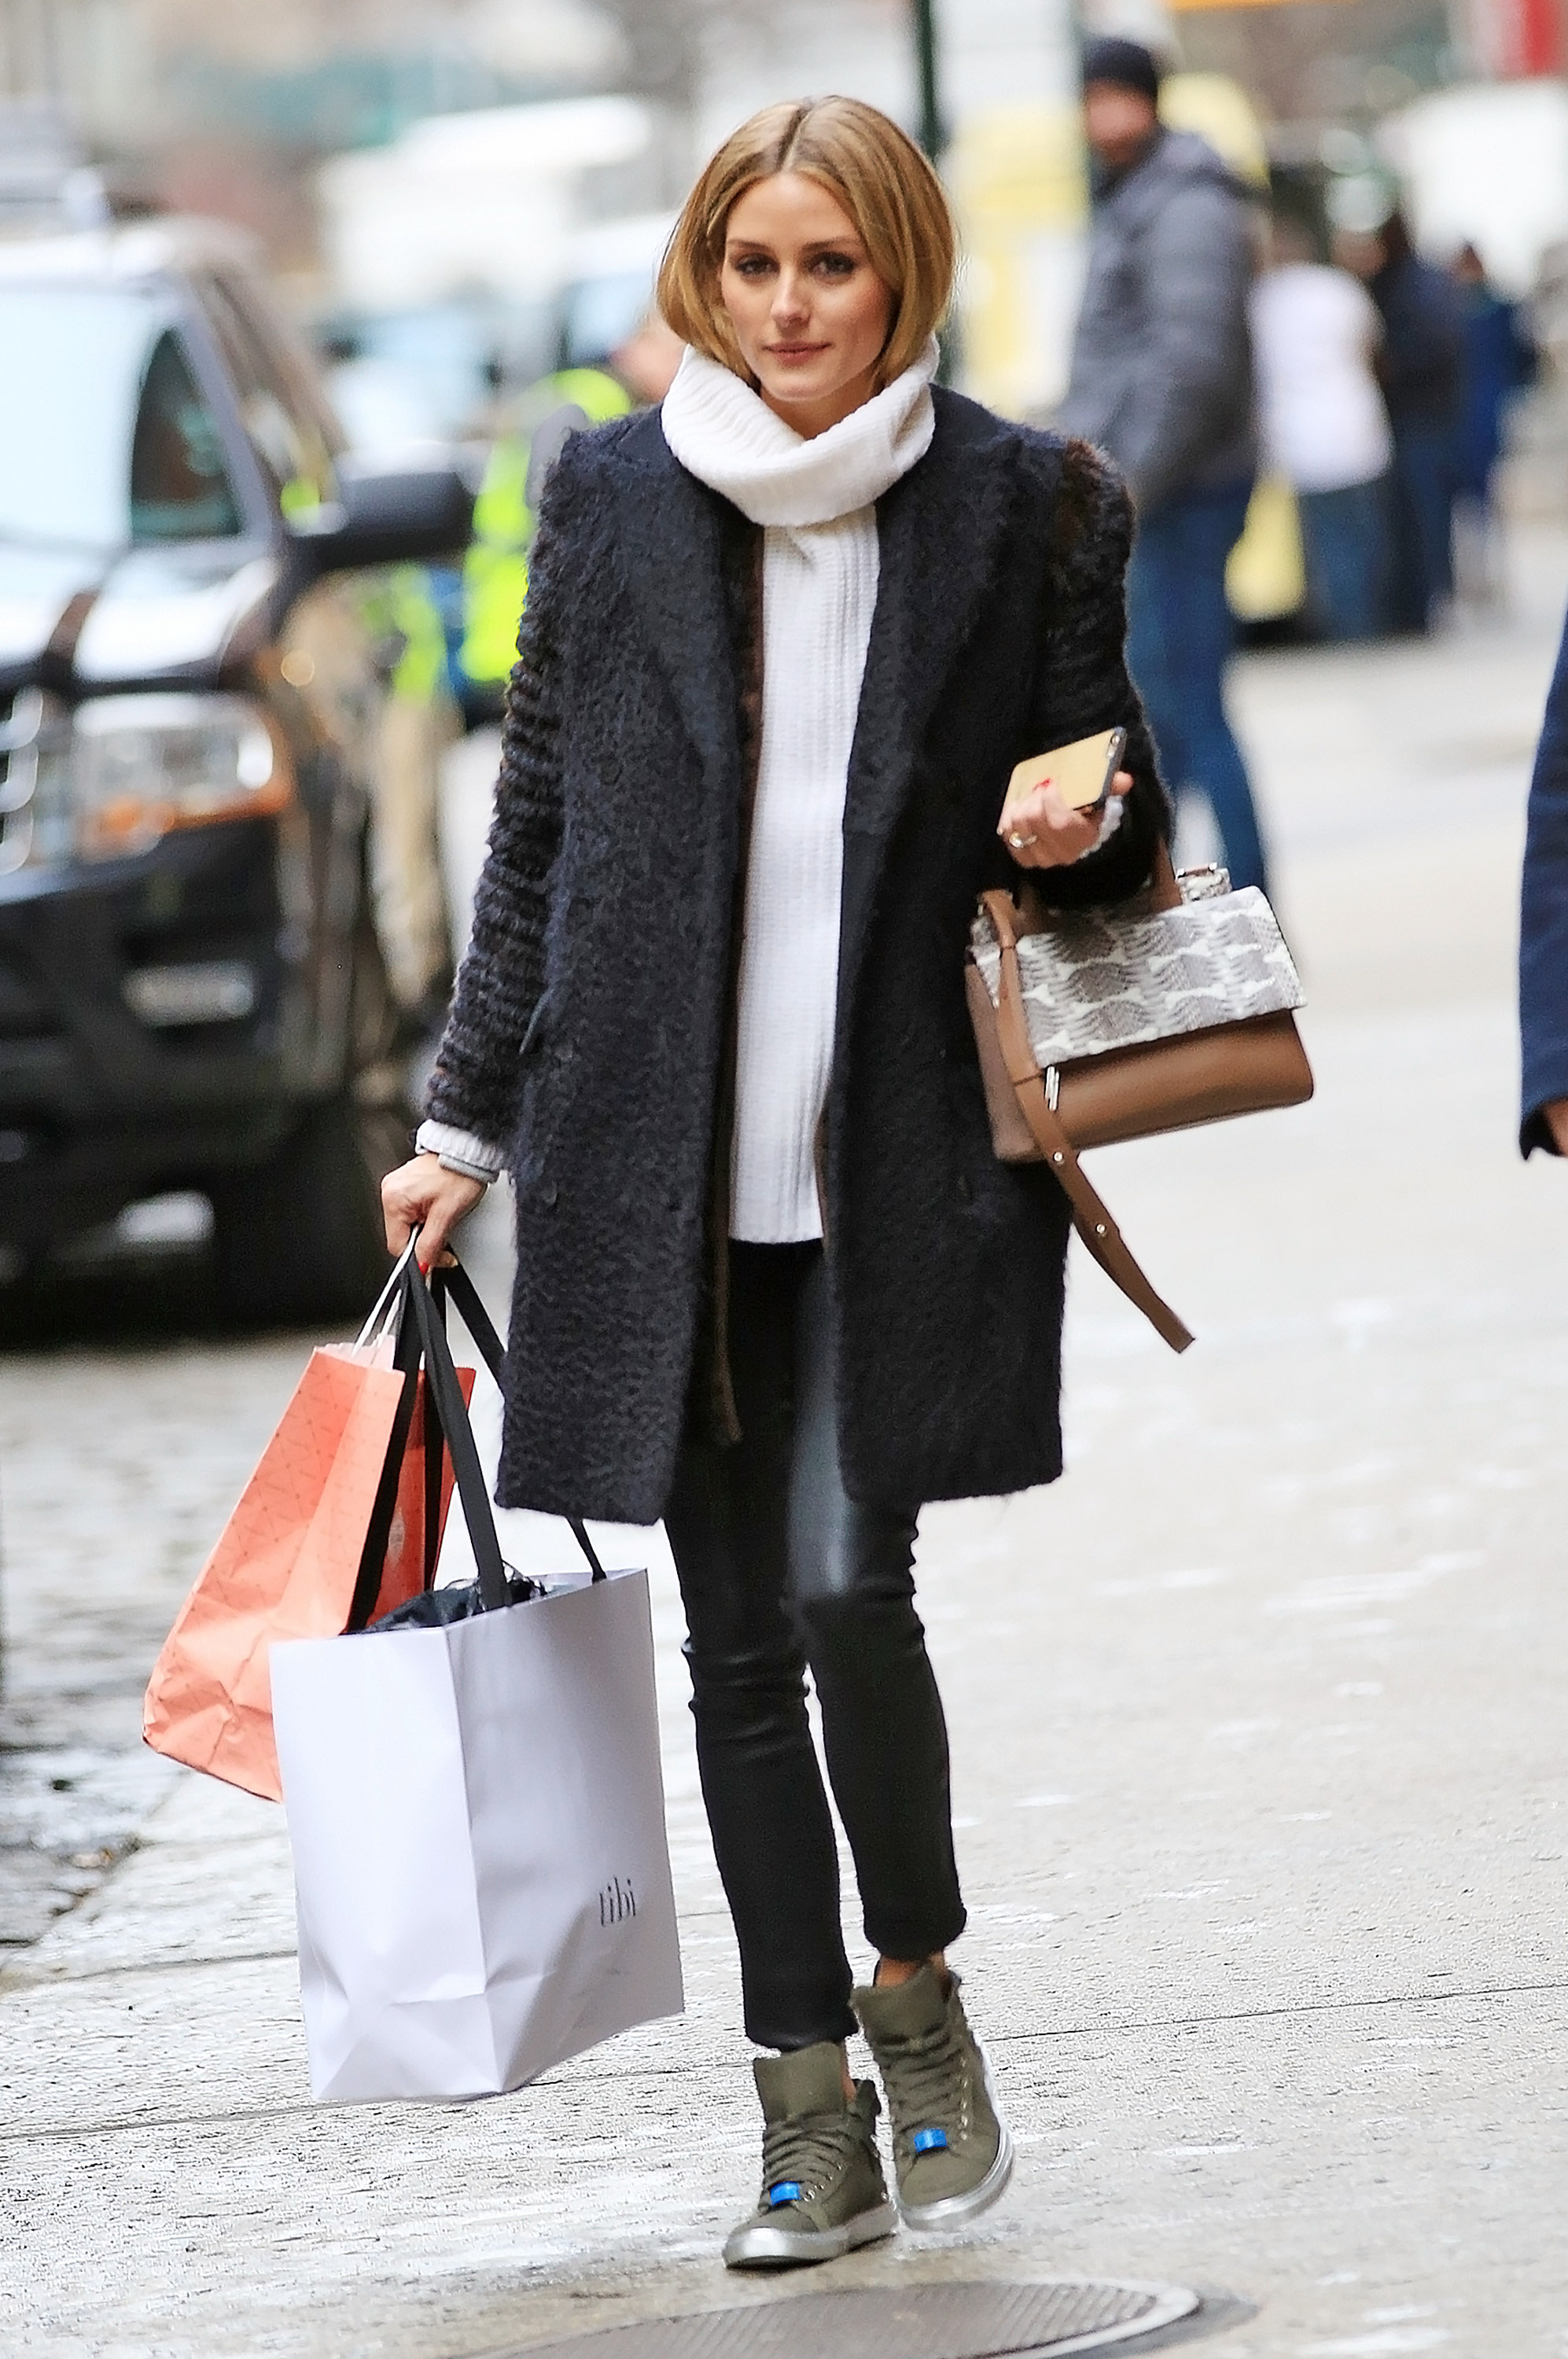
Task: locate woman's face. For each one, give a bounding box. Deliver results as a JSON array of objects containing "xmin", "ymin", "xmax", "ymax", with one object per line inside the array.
[{"xmin": 718, "ymin": 171, "xmax": 896, "ymax": 436}]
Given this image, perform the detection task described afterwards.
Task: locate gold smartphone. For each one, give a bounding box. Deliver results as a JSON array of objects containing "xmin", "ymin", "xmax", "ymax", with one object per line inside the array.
[{"xmin": 1001, "ymin": 727, "xmax": 1128, "ymax": 825}]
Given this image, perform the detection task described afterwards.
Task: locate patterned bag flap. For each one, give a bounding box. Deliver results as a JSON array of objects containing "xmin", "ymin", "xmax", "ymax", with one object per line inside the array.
[{"xmin": 971, "ymin": 874, "xmax": 1305, "ymax": 1067}]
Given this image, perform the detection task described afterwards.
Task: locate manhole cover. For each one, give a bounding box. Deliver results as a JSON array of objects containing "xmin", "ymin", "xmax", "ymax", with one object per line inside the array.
[{"xmin": 500, "ymin": 2278, "xmax": 1200, "ymax": 2358}]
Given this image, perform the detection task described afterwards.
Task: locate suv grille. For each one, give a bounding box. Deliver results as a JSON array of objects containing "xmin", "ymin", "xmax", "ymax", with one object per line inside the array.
[{"xmin": 0, "ymin": 688, "xmax": 67, "ymax": 873}]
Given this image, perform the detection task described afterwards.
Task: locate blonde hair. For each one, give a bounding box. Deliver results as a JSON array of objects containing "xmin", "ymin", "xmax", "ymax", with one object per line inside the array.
[{"xmin": 657, "ymin": 97, "xmax": 956, "ymax": 387}]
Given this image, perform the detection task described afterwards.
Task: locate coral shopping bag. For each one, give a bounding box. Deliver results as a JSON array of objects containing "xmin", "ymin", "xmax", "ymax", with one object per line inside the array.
[
  {"xmin": 270, "ymin": 1257, "xmax": 683, "ymax": 2102},
  {"xmin": 143, "ymin": 1247, "xmax": 471, "ymax": 1801}
]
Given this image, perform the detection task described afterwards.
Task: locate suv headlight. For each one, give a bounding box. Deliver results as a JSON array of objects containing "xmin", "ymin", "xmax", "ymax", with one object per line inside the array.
[{"xmin": 65, "ymin": 694, "xmax": 288, "ymax": 862}]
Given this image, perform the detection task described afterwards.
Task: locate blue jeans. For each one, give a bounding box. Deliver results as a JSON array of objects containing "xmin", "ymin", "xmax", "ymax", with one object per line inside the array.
[
  {"xmin": 1298, "ymin": 477, "xmax": 1389, "ymax": 642},
  {"xmin": 1386, "ymin": 420, "xmax": 1452, "ymax": 632},
  {"xmin": 1387, "ymin": 424, "xmax": 1454, "ymax": 633},
  {"xmin": 1127, "ymin": 481, "xmax": 1268, "ymax": 895}
]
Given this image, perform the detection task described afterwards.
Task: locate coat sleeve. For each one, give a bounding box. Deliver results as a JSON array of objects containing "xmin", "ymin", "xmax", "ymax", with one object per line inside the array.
[
  {"xmin": 1024, "ymin": 437, "xmax": 1172, "ymax": 911},
  {"xmin": 423, "ymin": 446, "xmax": 583, "ymax": 1154},
  {"xmin": 1519, "ymin": 605, "xmax": 1568, "ymax": 1153},
  {"xmin": 1117, "ymin": 181, "xmax": 1253, "ymax": 514}
]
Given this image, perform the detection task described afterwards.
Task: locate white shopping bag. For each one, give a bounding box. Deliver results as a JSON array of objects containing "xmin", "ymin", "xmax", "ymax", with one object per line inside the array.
[{"xmin": 269, "ymin": 1256, "xmax": 683, "ymax": 2103}]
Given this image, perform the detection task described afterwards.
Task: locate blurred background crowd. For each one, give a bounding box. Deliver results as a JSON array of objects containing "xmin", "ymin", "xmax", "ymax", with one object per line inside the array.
[
  {"xmin": 2, "ymin": 0, "xmax": 1567, "ymax": 1288},
  {"xmin": 7, "ymin": 0, "xmax": 1568, "ymax": 668}
]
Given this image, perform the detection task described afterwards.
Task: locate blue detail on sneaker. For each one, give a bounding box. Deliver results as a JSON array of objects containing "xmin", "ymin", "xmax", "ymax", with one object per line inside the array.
[
  {"xmin": 767, "ymin": 2182, "xmax": 804, "ymax": 2207},
  {"xmin": 911, "ymin": 2127, "xmax": 948, "ymax": 2153}
]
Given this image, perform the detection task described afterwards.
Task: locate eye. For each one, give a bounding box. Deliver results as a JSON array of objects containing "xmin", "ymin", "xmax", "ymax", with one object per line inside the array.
[
  {"xmin": 814, "ymin": 252, "xmax": 857, "ymax": 278},
  {"xmin": 730, "ymin": 253, "xmax": 774, "ymax": 278}
]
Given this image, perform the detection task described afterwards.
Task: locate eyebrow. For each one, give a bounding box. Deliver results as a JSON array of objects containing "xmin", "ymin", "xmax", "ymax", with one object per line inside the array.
[{"xmin": 724, "ymin": 235, "xmax": 863, "ymax": 254}]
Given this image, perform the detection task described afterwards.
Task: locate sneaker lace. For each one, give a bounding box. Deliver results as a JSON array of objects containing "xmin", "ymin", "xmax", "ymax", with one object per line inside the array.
[
  {"xmin": 878, "ymin": 2018, "xmax": 969, "ymax": 2147},
  {"xmin": 760, "ymin": 2108, "xmax": 863, "ymax": 2203}
]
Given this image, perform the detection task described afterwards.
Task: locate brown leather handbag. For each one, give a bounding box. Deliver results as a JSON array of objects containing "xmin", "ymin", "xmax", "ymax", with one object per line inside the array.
[{"xmin": 965, "ymin": 847, "xmax": 1313, "ymax": 1352}]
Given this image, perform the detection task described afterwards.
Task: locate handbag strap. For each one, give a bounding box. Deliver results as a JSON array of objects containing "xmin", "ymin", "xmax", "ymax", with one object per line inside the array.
[
  {"xmin": 1148, "ymin": 837, "xmax": 1184, "ymax": 913},
  {"xmin": 1014, "ymin": 837, "xmax": 1187, "ymax": 939},
  {"xmin": 979, "ymin": 888, "xmax": 1194, "ymax": 1355}
]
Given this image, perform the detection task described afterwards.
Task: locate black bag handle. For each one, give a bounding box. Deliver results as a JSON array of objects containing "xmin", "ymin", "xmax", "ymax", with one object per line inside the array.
[
  {"xmin": 348, "ymin": 1247, "xmax": 606, "ymax": 1625},
  {"xmin": 404, "ymin": 1254, "xmax": 513, "ymax": 1613},
  {"xmin": 421, "ymin": 1275, "xmax": 447, "ymax": 1593},
  {"xmin": 430, "ymin": 1257, "xmax": 605, "ymax": 1584},
  {"xmin": 344, "ymin": 1281, "xmax": 425, "ymax": 1633}
]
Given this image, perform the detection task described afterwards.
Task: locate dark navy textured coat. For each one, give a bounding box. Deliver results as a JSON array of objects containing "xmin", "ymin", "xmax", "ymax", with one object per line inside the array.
[
  {"xmin": 428, "ymin": 387, "xmax": 1169, "ymax": 1521},
  {"xmin": 1520, "ymin": 605, "xmax": 1568, "ymax": 1152}
]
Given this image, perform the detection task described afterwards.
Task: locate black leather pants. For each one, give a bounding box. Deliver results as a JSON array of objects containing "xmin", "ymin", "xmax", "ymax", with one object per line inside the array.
[{"xmin": 664, "ymin": 1241, "xmax": 966, "ymax": 2052}]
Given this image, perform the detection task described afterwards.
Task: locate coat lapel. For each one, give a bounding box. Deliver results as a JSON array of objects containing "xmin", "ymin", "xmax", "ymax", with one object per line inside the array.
[
  {"xmin": 837, "ymin": 398, "xmax": 1024, "ymax": 985},
  {"xmin": 607, "ymin": 421, "xmax": 742, "ymax": 783},
  {"xmin": 607, "ymin": 400, "xmax": 1024, "ymax": 1016}
]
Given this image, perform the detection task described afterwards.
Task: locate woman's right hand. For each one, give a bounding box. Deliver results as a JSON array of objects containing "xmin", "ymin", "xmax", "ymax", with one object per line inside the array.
[{"xmin": 381, "ymin": 1153, "xmax": 486, "ymax": 1270}]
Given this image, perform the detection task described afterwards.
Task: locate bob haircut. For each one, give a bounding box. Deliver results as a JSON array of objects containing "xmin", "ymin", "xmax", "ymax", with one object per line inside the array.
[{"xmin": 658, "ymin": 97, "xmax": 956, "ymax": 388}]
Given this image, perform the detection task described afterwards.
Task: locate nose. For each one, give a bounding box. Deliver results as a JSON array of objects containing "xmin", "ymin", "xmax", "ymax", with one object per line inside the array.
[{"xmin": 771, "ymin": 266, "xmax": 810, "ymax": 326}]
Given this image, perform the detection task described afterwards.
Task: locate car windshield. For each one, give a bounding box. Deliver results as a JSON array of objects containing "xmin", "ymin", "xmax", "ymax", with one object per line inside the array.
[{"xmin": 0, "ymin": 284, "xmax": 241, "ymax": 550}]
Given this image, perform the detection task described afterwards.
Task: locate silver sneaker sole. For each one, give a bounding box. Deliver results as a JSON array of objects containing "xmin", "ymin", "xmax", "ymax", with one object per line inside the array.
[
  {"xmin": 723, "ymin": 2197, "xmax": 898, "ymax": 2271},
  {"xmin": 896, "ymin": 2113, "xmax": 1014, "ymax": 2230}
]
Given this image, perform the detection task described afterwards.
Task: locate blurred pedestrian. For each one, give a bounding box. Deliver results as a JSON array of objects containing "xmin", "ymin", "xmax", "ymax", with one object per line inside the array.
[
  {"xmin": 458, "ymin": 322, "xmax": 684, "ymax": 720},
  {"xmin": 1519, "ymin": 606, "xmax": 1568, "ymax": 1156},
  {"xmin": 459, "ymin": 362, "xmax": 633, "ymax": 719},
  {"xmin": 1059, "ymin": 36, "xmax": 1267, "ymax": 892},
  {"xmin": 1250, "ymin": 214, "xmax": 1391, "ymax": 642},
  {"xmin": 1450, "ymin": 241, "xmax": 1534, "ymax": 605},
  {"xmin": 611, "ymin": 307, "xmax": 686, "ymax": 406},
  {"xmin": 1342, "ymin": 210, "xmax": 1463, "ymax": 633},
  {"xmin": 362, "ymin": 565, "xmax": 459, "ymax": 1025},
  {"xmin": 382, "ymin": 94, "xmax": 1169, "ymax": 2270},
  {"xmin": 317, "ymin": 324, "xmax": 458, "ymax": 1025}
]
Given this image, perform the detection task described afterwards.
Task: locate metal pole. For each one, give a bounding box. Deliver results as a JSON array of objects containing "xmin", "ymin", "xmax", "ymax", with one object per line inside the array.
[
  {"xmin": 911, "ymin": 0, "xmax": 959, "ymax": 381},
  {"xmin": 913, "ymin": 0, "xmax": 943, "ymax": 161}
]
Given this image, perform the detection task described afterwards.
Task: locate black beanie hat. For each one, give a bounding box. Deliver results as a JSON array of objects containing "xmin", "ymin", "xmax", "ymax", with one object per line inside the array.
[{"xmin": 1081, "ymin": 36, "xmax": 1163, "ymax": 103}]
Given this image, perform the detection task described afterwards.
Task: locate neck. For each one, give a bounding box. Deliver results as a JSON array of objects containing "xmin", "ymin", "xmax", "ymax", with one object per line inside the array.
[
  {"xmin": 1093, "ymin": 126, "xmax": 1161, "ymax": 186},
  {"xmin": 759, "ymin": 361, "xmax": 882, "ymax": 441}
]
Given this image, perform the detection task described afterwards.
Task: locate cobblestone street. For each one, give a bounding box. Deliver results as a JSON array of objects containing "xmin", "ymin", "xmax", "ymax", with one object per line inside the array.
[{"xmin": 5, "ymin": 539, "xmax": 1568, "ymax": 2357}]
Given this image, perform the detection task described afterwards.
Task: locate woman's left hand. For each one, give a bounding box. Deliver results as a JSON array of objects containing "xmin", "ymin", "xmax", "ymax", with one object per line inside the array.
[{"xmin": 998, "ymin": 770, "xmax": 1132, "ymax": 870}]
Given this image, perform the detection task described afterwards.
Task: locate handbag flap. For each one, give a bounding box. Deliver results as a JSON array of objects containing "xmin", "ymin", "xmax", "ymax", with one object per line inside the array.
[{"xmin": 971, "ymin": 881, "xmax": 1305, "ymax": 1067}]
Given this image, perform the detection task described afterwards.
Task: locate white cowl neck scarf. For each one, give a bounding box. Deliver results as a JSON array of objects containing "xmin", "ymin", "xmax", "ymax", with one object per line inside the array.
[{"xmin": 661, "ymin": 337, "xmax": 938, "ymax": 1242}]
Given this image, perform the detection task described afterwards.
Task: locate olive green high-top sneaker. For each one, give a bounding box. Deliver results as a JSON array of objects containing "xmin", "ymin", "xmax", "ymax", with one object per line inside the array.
[
  {"xmin": 852, "ymin": 1966, "xmax": 1014, "ymax": 2229},
  {"xmin": 723, "ymin": 2040, "xmax": 898, "ymax": 2270}
]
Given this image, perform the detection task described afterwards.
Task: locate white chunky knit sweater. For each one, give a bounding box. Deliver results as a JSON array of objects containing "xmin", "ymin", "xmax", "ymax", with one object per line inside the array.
[
  {"xmin": 661, "ymin": 338, "xmax": 937, "ymax": 1238},
  {"xmin": 421, "ymin": 337, "xmax": 938, "ymax": 1238}
]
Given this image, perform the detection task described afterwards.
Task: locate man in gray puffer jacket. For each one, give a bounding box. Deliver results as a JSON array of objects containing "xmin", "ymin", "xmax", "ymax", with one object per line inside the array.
[{"xmin": 1059, "ymin": 38, "xmax": 1268, "ymax": 891}]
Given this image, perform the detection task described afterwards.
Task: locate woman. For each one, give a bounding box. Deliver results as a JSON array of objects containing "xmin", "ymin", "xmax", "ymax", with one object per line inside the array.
[
  {"xmin": 1252, "ymin": 214, "xmax": 1390, "ymax": 642},
  {"xmin": 382, "ymin": 96, "xmax": 1167, "ymax": 2271},
  {"xmin": 1360, "ymin": 208, "xmax": 1463, "ymax": 633}
]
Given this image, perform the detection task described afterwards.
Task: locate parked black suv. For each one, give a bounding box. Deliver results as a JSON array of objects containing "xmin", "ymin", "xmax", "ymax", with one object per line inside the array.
[{"xmin": 0, "ymin": 218, "xmax": 473, "ymax": 1321}]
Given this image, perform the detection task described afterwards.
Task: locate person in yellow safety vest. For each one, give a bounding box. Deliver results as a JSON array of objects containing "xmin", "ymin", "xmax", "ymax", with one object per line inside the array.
[
  {"xmin": 362, "ymin": 561, "xmax": 460, "ymax": 1019},
  {"xmin": 459, "ymin": 366, "xmax": 632, "ymax": 707}
]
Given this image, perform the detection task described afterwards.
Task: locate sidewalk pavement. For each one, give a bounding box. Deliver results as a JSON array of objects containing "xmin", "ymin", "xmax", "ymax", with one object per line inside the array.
[{"xmin": 5, "ymin": 545, "xmax": 1568, "ymax": 2357}]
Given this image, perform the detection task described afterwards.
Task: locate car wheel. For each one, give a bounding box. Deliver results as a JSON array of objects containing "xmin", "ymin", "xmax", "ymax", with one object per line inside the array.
[{"xmin": 211, "ymin": 920, "xmax": 413, "ymax": 1327}]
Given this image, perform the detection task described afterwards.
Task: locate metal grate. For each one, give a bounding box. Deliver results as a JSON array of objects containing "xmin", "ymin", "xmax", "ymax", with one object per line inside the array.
[{"xmin": 495, "ymin": 2279, "xmax": 1201, "ymax": 2359}]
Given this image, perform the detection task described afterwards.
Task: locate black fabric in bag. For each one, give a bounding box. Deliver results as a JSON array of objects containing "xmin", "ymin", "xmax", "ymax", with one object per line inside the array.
[{"xmin": 372, "ymin": 1572, "xmax": 547, "ymax": 1629}]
